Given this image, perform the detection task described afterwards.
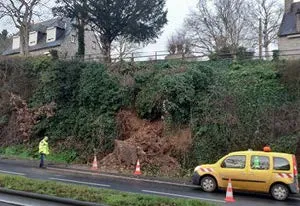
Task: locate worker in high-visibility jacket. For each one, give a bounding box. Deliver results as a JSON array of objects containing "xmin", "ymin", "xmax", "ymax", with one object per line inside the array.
[{"xmin": 39, "ymin": 136, "xmax": 49, "ymax": 168}]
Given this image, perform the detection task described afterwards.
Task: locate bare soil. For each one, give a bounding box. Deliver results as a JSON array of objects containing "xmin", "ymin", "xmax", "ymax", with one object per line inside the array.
[{"xmin": 100, "ymin": 110, "xmax": 192, "ymax": 176}]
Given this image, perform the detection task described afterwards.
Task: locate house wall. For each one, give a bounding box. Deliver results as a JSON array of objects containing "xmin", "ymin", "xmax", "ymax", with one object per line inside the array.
[
  {"xmin": 28, "ymin": 47, "xmax": 59, "ymax": 56},
  {"xmin": 59, "ymin": 28, "xmax": 78, "ymax": 59},
  {"xmin": 278, "ymin": 36, "xmax": 300, "ymax": 59},
  {"xmin": 84, "ymin": 30, "xmax": 102, "ymax": 61},
  {"xmin": 8, "ymin": 47, "xmax": 60, "ymax": 57},
  {"xmin": 59, "ymin": 28, "xmax": 101, "ymax": 60}
]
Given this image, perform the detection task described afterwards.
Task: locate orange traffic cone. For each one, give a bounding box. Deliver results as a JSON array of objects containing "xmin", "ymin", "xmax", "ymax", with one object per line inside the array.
[
  {"xmin": 91, "ymin": 155, "xmax": 98, "ymax": 170},
  {"xmin": 134, "ymin": 159, "xmax": 141, "ymax": 175},
  {"xmin": 225, "ymin": 178, "xmax": 235, "ymax": 202}
]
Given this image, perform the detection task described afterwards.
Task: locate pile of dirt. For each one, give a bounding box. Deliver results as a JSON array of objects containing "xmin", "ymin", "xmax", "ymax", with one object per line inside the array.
[{"xmin": 100, "ymin": 110, "xmax": 192, "ymax": 176}]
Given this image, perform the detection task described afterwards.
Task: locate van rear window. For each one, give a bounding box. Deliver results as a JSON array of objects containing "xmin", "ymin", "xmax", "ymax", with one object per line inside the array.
[{"xmin": 273, "ymin": 157, "xmax": 290, "ymax": 171}]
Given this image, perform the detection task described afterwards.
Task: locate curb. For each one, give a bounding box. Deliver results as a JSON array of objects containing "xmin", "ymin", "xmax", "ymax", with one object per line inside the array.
[{"xmin": 0, "ymin": 187, "xmax": 106, "ymax": 206}]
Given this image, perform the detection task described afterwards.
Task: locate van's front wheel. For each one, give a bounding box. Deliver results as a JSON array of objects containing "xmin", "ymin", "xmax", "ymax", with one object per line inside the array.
[
  {"xmin": 200, "ymin": 176, "xmax": 217, "ymax": 192},
  {"xmin": 270, "ymin": 183, "xmax": 289, "ymax": 201}
]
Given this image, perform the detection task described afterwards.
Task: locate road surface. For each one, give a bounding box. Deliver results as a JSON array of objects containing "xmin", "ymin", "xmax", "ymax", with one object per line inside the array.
[{"xmin": 0, "ymin": 159, "xmax": 299, "ymax": 206}]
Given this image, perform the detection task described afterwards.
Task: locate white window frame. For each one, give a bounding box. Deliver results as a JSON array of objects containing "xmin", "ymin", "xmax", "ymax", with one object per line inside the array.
[
  {"xmin": 29, "ymin": 31, "xmax": 38, "ymax": 46},
  {"xmin": 46, "ymin": 27, "xmax": 57, "ymax": 43}
]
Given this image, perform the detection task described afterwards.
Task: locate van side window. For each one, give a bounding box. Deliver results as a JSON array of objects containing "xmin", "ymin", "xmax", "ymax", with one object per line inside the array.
[
  {"xmin": 273, "ymin": 157, "xmax": 290, "ymax": 171},
  {"xmin": 221, "ymin": 155, "xmax": 246, "ymax": 169},
  {"xmin": 251, "ymin": 156, "xmax": 269, "ymax": 170}
]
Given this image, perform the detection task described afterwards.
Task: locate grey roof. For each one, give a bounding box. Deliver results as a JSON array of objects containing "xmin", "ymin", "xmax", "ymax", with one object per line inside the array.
[
  {"xmin": 279, "ymin": 2, "xmax": 300, "ymax": 37},
  {"xmin": 2, "ymin": 17, "xmax": 73, "ymax": 55}
]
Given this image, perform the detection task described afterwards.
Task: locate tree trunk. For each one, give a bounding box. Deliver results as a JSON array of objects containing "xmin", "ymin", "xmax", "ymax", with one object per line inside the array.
[
  {"xmin": 19, "ymin": 26, "xmax": 25, "ymax": 56},
  {"xmin": 24, "ymin": 24, "xmax": 29, "ymax": 56},
  {"xmin": 101, "ymin": 38, "xmax": 112, "ymax": 63},
  {"xmin": 263, "ymin": 19, "xmax": 269, "ymax": 59},
  {"xmin": 77, "ymin": 20, "xmax": 85, "ymax": 58},
  {"xmin": 19, "ymin": 24, "xmax": 29, "ymax": 56}
]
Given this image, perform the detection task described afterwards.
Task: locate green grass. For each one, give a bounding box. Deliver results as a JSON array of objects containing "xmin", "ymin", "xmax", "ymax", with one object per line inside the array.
[
  {"xmin": 0, "ymin": 174, "xmax": 214, "ymax": 206},
  {"xmin": 0, "ymin": 145, "xmax": 77, "ymax": 164}
]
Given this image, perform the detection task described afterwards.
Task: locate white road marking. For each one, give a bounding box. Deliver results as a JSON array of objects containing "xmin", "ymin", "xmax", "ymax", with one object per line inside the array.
[
  {"xmin": 290, "ymin": 197, "xmax": 300, "ymax": 201},
  {"xmin": 49, "ymin": 177, "xmax": 111, "ymax": 187},
  {"xmin": 48, "ymin": 167, "xmax": 199, "ymax": 188},
  {"xmin": 0, "ymin": 199, "xmax": 28, "ymax": 206},
  {"xmin": 142, "ymin": 190, "xmax": 226, "ymax": 203},
  {"xmin": 0, "ymin": 170, "xmax": 25, "ymax": 176}
]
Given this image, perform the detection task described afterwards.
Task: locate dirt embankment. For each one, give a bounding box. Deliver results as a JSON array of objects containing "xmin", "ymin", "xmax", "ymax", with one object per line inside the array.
[{"xmin": 100, "ymin": 110, "xmax": 192, "ymax": 176}]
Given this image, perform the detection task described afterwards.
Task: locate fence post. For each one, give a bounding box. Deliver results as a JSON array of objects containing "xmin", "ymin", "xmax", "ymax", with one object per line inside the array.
[{"xmin": 131, "ymin": 53, "xmax": 134, "ymax": 62}]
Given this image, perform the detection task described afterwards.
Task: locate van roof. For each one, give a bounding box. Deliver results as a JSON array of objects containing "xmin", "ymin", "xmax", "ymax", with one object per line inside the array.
[{"xmin": 229, "ymin": 150, "xmax": 294, "ymax": 157}]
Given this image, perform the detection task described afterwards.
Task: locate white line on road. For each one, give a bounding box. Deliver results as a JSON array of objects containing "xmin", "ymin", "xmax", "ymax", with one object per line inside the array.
[
  {"xmin": 49, "ymin": 177, "xmax": 111, "ymax": 188},
  {"xmin": 0, "ymin": 199, "xmax": 27, "ymax": 206},
  {"xmin": 142, "ymin": 190, "xmax": 226, "ymax": 203},
  {"xmin": 0, "ymin": 170, "xmax": 25, "ymax": 176}
]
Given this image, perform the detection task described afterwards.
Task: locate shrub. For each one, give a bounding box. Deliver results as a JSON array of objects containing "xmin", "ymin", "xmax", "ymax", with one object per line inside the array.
[
  {"xmin": 190, "ymin": 61, "xmax": 295, "ymax": 165},
  {"xmin": 135, "ymin": 65, "xmax": 213, "ymax": 124}
]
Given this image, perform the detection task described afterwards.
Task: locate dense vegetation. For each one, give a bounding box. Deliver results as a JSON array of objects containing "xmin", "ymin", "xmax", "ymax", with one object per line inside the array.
[{"xmin": 0, "ymin": 56, "xmax": 299, "ymax": 169}]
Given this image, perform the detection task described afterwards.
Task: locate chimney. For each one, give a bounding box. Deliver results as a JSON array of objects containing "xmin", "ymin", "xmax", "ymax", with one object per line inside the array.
[
  {"xmin": 296, "ymin": 9, "xmax": 300, "ymax": 33},
  {"xmin": 285, "ymin": 0, "xmax": 293, "ymax": 13}
]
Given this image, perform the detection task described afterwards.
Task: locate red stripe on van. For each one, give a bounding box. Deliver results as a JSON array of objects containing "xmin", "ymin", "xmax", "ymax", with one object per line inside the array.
[{"xmin": 293, "ymin": 155, "xmax": 298, "ymax": 177}]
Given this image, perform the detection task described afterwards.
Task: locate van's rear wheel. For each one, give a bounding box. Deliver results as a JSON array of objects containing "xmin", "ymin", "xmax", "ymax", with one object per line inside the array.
[
  {"xmin": 200, "ymin": 176, "xmax": 217, "ymax": 192},
  {"xmin": 270, "ymin": 183, "xmax": 289, "ymax": 201}
]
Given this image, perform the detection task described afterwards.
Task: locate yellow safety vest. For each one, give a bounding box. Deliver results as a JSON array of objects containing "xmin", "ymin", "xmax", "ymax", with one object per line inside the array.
[{"xmin": 39, "ymin": 138, "xmax": 49, "ymax": 155}]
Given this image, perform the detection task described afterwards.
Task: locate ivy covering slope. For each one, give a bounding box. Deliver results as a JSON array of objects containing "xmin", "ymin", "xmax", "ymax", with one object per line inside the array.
[{"xmin": 0, "ymin": 57, "xmax": 299, "ymax": 169}]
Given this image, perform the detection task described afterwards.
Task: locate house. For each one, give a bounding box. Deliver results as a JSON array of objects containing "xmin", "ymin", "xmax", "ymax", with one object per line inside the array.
[
  {"xmin": 2, "ymin": 17, "xmax": 101, "ymax": 59},
  {"xmin": 278, "ymin": 0, "xmax": 300, "ymax": 59}
]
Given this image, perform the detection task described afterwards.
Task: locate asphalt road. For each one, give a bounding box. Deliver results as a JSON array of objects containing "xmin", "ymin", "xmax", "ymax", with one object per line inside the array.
[{"xmin": 0, "ymin": 159, "xmax": 299, "ymax": 206}]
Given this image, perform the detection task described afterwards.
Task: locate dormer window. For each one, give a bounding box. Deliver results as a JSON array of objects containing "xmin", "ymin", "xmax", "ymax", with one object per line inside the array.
[
  {"xmin": 46, "ymin": 27, "xmax": 57, "ymax": 42},
  {"xmin": 29, "ymin": 31, "xmax": 38, "ymax": 46},
  {"xmin": 12, "ymin": 36, "xmax": 20, "ymax": 50}
]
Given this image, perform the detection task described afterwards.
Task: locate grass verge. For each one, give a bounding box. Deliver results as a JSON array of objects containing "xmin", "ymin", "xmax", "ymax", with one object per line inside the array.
[
  {"xmin": 0, "ymin": 145, "xmax": 77, "ymax": 164},
  {"xmin": 0, "ymin": 174, "xmax": 214, "ymax": 206}
]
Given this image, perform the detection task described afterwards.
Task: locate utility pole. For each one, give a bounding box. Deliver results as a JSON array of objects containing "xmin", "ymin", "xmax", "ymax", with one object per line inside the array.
[{"xmin": 259, "ymin": 18, "xmax": 263, "ymax": 59}]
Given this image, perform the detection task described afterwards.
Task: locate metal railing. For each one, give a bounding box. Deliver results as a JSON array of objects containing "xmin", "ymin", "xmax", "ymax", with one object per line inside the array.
[{"xmin": 61, "ymin": 49, "xmax": 300, "ymax": 63}]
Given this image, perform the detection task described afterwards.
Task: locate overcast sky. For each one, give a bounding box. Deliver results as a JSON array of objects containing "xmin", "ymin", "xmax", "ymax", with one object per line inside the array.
[{"xmin": 139, "ymin": 0, "xmax": 198, "ymax": 54}]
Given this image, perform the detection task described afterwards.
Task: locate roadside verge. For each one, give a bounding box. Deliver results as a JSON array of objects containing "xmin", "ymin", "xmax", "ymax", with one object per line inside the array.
[{"xmin": 0, "ymin": 174, "xmax": 214, "ymax": 206}]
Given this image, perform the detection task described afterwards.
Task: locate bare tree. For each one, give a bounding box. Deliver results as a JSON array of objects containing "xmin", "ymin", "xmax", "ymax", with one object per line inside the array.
[
  {"xmin": 167, "ymin": 30, "xmax": 192, "ymax": 55},
  {"xmin": 0, "ymin": 0, "xmax": 44, "ymax": 56},
  {"xmin": 185, "ymin": 0, "xmax": 253, "ymax": 55},
  {"xmin": 250, "ymin": 0, "xmax": 283, "ymax": 56},
  {"xmin": 111, "ymin": 36, "xmax": 141, "ymax": 62}
]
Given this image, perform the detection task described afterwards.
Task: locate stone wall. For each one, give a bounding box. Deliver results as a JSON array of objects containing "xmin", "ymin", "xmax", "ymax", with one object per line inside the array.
[
  {"xmin": 59, "ymin": 29, "xmax": 78, "ymax": 58},
  {"xmin": 279, "ymin": 36, "xmax": 300, "ymax": 59}
]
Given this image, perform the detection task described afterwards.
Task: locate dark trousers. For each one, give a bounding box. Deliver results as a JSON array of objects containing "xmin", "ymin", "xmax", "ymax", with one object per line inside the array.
[{"xmin": 39, "ymin": 153, "xmax": 45, "ymax": 168}]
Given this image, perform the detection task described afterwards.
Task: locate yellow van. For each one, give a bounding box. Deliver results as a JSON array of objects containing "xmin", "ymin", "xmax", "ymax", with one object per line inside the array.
[{"xmin": 192, "ymin": 150, "xmax": 299, "ymax": 200}]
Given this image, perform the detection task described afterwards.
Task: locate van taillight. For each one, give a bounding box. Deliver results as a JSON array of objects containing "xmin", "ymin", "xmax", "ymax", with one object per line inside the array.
[{"xmin": 292, "ymin": 155, "xmax": 298, "ymax": 177}]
